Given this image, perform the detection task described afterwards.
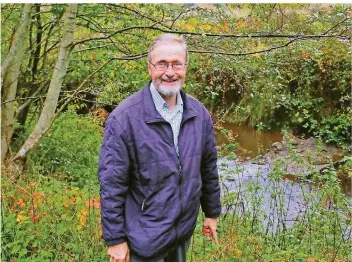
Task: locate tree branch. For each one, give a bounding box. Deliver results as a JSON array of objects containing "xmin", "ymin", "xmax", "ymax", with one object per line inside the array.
[
  {"xmin": 73, "ymin": 43, "xmax": 117, "ymax": 53},
  {"xmin": 112, "ymin": 53, "xmax": 147, "ymax": 60},
  {"xmin": 107, "ymin": 4, "xmax": 172, "ymax": 30},
  {"xmin": 189, "ymin": 35, "xmax": 349, "ymax": 56},
  {"xmin": 1, "ymin": 96, "xmax": 45, "ymax": 105},
  {"xmin": 74, "ymin": 24, "xmax": 160, "ymax": 46},
  {"xmin": 170, "ymin": 6, "xmax": 196, "ymax": 29},
  {"xmin": 73, "ymin": 32, "xmax": 348, "ymax": 62},
  {"xmin": 53, "ymin": 58, "xmax": 114, "ymax": 119},
  {"xmin": 15, "ymin": 82, "xmax": 48, "ymax": 120},
  {"xmin": 323, "ymin": 17, "xmax": 350, "ymax": 35},
  {"xmin": 74, "ymin": 25, "xmax": 350, "ymax": 47}
]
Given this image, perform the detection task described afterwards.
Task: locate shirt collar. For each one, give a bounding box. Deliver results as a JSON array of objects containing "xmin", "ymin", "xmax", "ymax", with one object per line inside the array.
[{"xmin": 150, "ymin": 82, "xmax": 183, "ymax": 113}]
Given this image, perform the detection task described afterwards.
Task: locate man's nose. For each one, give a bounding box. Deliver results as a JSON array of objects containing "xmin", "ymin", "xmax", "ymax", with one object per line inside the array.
[{"xmin": 164, "ymin": 65, "xmax": 175, "ymax": 76}]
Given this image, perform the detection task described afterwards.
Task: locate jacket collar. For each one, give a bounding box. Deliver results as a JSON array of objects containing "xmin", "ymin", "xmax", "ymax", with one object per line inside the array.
[{"xmin": 143, "ymin": 81, "xmax": 198, "ymax": 124}]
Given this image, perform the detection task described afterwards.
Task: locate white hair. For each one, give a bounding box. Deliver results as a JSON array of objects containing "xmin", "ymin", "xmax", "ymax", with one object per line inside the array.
[{"xmin": 147, "ymin": 34, "xmax": 189, "ymax": 63}]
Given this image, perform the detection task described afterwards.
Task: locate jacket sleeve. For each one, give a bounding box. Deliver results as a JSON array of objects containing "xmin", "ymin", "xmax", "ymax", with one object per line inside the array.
[
  {"xmin": 200, "ymin": 113, "xmax": 221, "ymax": 218},
  {"xmin": 98, "ymin": 116, "xmax": 130, "ymax": 246}
]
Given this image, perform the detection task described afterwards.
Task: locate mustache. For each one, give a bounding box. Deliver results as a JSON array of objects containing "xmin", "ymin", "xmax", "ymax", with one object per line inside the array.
[{"xmin": 161, "ymin": 76, "xmax": 179, "ymax": 81}]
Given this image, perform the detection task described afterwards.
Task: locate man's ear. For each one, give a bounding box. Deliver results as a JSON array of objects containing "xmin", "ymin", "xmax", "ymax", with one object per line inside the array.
[{"xmin": 147, "ymin": 61, "xmax": 152, "ymax": 76}]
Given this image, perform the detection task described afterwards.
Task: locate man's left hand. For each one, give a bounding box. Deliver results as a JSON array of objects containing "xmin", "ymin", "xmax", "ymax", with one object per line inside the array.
[{"xmin": 202, "ymin": 217, "xmax": 218, "ymax": 244}]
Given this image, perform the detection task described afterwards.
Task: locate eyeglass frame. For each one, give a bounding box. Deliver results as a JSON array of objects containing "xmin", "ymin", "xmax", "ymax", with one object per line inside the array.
[{"xmin": 148, "ymin": 61, "xmax": 188, "ymax": 71}]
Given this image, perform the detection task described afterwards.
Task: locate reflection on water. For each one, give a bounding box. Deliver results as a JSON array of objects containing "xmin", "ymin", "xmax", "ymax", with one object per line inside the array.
[{"xmin": 215, "ymin": 123, "xmax": 282, "ymax": 159}]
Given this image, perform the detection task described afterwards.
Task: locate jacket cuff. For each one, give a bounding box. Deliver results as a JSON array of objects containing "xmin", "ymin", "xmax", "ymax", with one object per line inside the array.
[
  {"xmin": 105, "ymin": 237, "xmax": 127, "ymax": 246},
  {"xmin": 204, "ymin": 210, "xmax": 221, "ymax": 218}
]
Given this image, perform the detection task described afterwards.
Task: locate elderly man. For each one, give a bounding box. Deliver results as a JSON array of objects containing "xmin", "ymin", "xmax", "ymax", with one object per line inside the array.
[{"xmin": 98, "ymin": 34, "xmax": 221, "ymax": 262}]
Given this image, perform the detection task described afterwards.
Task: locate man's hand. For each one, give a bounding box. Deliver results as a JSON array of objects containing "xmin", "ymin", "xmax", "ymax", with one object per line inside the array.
[
  {"xmin": 108, "ymin": 242, "xmax": 130, "ymax": 262},
  {"xmin": 202, "ymin": 217, "xmax": 218, "ymax": 244}
]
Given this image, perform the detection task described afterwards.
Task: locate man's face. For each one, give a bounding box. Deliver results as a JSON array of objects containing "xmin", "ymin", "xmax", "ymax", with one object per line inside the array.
[{"xmin": 147, "ymin": 41, "xmax": 187, "ymax": 98}]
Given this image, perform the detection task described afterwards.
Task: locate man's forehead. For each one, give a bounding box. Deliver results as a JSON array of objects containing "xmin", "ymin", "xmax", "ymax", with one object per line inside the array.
[
  {"xmin": 152, "ymin": 41, "xmax": 184, "ymax": 51},
  {"xmin": 150, "ymin": 42, "xmax": 187, "ymax": 59}
]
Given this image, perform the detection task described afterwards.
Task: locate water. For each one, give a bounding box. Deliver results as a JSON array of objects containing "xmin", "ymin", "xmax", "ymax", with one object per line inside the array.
[
  {"xmin": 215, "ymin": 123, "xmax": 351, "ymax": 196},
  {"xmin": 215, "ymin": 123, "xmax": 282, "ymax": 160},
  {"xmin": 219, "ymin": 159, "xmax": 314, "ymax": 232},
  {"xmin": 215, "ymin": 124, "xmax": 351, "ymax": 231}
]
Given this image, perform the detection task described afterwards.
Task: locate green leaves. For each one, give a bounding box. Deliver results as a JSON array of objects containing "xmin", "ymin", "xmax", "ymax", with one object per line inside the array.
[{"xmin": 30, "ymin": 107, "xmax": 103, "ymax": 186}]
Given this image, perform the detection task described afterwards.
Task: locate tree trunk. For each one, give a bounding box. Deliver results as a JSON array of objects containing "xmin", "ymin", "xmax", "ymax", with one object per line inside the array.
[
  {"xmin": 1, "ymin": 4, "xmax": 33, "ymax": 162},
  {"xmin": 11, "ymin": 4, "xmax": 78, "ymax": 169},
  {"xmin": 17, "ymin": 4, "xmax": 43, "ymax": 126}
]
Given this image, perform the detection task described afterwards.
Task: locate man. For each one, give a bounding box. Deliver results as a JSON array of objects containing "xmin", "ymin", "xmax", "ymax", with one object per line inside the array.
[{"xmin": 98, "ymin": 34, "xmax": 221, "ymax": 262}]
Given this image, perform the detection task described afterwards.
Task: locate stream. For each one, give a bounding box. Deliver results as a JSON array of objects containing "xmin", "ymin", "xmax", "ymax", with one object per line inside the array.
[{"xmin": 215, "ymin": 123, "xmax": 351, "ymax": 231}]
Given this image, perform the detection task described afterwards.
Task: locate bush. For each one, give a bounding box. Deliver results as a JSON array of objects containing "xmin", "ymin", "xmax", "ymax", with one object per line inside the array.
[
  {"xmin": 29, "ymin": 107, "xmax": 103, "ymax": 186},
  {"xmin": 1, "ymin": 172, "xmax": 106, "ymax": 261}
]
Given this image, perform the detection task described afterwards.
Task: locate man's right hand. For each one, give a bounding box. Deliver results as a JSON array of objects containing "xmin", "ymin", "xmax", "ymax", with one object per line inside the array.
[{"xmin": 108, "ymin": 242, "xmax": 130, "ymax": 262}]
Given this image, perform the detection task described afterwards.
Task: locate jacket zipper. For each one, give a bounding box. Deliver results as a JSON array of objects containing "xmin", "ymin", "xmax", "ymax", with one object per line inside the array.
[
  {"xmin": 170, "ymin": 121, "xmax": 185, "ymax": 244},
  {"xmin": 163, "ymin": 121, "xmax": 183, "ymax": 243}
]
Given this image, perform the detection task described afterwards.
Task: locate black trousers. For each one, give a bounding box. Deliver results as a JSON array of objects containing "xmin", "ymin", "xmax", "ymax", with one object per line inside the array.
[{"xmin": 130, "ymin": 238, "xmax": 191, "ymax": 262}]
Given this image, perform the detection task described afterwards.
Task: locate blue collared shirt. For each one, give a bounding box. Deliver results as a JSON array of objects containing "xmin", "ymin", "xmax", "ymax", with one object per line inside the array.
[{"xmin": 150, "ymin": 83, "xmax": 183, "ymax": 155}]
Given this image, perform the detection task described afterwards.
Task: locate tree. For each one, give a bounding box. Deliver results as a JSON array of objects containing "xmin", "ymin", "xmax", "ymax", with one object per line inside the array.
[
  {"xmin": 10, "ymin": 4, "xmax": 77, "ymax": 169},
  {"xmin": 1, "ymin": 4, "xmax": 33, "ymax": 162},
  {"xmin": 1, "ymin": 3, "xmax": 350, "ymax": 172}
]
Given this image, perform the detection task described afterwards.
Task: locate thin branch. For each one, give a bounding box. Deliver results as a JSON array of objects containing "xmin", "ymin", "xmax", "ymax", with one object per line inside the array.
[
  {"xmin": 69, "ymin": 97, "xmax": 98, "ymax": 104},
  {"xmin": 76, "ymin": 15, "xmax": 129, "ymax": 54},
  {"xmin": 74, "ymin": 25, "xmax": 350, "ymax": 47},
  {"xmin": 76, "ymin": 22, "xmax": 103, "ymax": 34},
  {"xmin": 73, "ymin": 43, "xmax": 116, "ymax": 53},
  {"xmin": 39, "ymin": 40, "xmax": 59, "ymax": 59},
  {"xmin": 77, "ymin": 14, "xmax": 109, "ymax": 33},
  {"xmin": 1, "ymin": 96, "xmax": 46, "ymax": 105},
  {"xmin": 170, "ymin": 7, "xmax": 195, "ymax": 29},
  {"xmin": 188, "ymin": 35, "xmax": 346, "ymax": 56},
  {"xmin": 53, "ymin": 58, "xmax": 114, "ymax": 119},
  {"xmin": 2, "ymin": 4, "xmax": 19, "ymax": 24},
  {"xmin": 74, "ymin": 24, "xmax": 160, "ymax": 46},
  {"xmin": 153, "ymin": 28, "xmax": 350, "ymax": 39},
  {"xmin": 71, "ymin": 30, "xmax": 351, "ymax": 62},
  {"xmin": 323, "ymin": 17, "xmax": 350, "ymax": 35},
  {"xmin": 112, "ymin": 52, "xmax": 147, "ymax": 60},
  {"xmin": 215, "ymin": 103, "xmax": 235, "ymax": 126},
  {"xmin": 107, "ymin": 4, "xmax": 172, "ymax": 30},
  {"xmin": 14, "ymin": 82, "xmax": 48, "ymax": 120}
]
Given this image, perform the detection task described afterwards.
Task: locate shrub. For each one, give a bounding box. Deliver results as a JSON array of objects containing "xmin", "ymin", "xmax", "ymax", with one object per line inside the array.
[
  {"xmin": 29, "ymin": 106, "xmax": 103, "ymax": 186},
  {"xmin": 1, "ymin": 172, "xmax": 106, "ymax": 261}
]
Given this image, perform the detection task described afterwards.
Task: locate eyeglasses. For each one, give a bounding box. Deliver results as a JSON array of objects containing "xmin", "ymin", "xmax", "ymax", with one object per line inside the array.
[{"xmin": 149, "ymin": 61, "xmax": 187, "ymax": 71}]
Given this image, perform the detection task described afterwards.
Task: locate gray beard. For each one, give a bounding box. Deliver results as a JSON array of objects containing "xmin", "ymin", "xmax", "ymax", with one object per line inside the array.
[{"xmin": 155, "ymin": 81, "xmax": 182, "ymax": 98}]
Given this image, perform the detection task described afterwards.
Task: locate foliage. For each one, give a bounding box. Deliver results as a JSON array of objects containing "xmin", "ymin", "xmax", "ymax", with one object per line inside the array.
[
  {"xmin": 3, "ymin": 128, "xmax": 351, "ymax": 261},
  {"xmin": 2, "ymin": 171, "xmax": 106, "ymax": 261},
  {"xmin": 3, "ymin": 147, "xmax": 351, "ymax": 261},
  {"xmin": 1, "ymin": 4, "xmax": 351, "ymax": 261},
  {"xmin": 188, "ymin": 136, "xmax": 351, "ymax": 262},
  {"xmin": 188, "ymin": 36, "xmax": 351, "ymax": 147},
  {"xmin": 28, "ymin": 107, "xmax": 103, "ymax": 186},
  {"xmin": 2, "ymin": 4, "xmax": 350, "ymax": 161}
]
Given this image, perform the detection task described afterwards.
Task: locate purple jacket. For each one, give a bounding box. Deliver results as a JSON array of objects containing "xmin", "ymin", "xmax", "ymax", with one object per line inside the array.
[{"xmin": 98, "ymin": 82, "xmax": 221, "ymax": 258}]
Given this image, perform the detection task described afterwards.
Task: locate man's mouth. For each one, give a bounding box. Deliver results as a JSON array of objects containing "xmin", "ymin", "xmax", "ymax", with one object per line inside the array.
[{"xmin": 162, "ymin": 78, "xmax": 178, "ymax": 83}]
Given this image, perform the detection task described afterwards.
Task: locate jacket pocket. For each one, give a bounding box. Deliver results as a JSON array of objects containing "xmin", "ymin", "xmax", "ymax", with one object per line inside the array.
[{"xmin": 126, "ymin": 198, "xmax": 145, "ymax": 230}]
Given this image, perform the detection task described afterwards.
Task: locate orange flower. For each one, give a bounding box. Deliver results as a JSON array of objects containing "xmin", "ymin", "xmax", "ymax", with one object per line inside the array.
[
  {"xmin": 16, "ymin": 199, "xmax": 26, "ymax": 208},
  {"xmin": 32, "ymin": 192, "xmax": 44, "ymax": 205}
]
